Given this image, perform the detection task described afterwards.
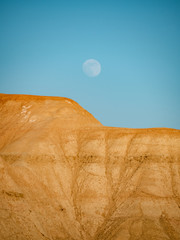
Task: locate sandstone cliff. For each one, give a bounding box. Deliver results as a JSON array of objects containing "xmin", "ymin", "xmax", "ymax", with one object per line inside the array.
[{"xmin": 0, "ymin": 93, "xmax": 180, "ymax": 240}]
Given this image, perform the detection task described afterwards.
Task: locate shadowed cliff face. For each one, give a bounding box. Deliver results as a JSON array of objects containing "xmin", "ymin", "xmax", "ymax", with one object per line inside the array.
[{"xmin": 0, "ymin": 94, "xmax": 180, "ymax": 240}]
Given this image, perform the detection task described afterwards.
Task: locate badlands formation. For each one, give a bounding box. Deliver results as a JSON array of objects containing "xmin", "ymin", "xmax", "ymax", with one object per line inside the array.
[{"xmin": 0, "ymin": 93, "xmax": 180, "ymax": 240}]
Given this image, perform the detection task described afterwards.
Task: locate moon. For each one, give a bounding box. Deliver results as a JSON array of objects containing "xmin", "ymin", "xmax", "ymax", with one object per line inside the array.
[{"xmin": 82, "ymin": 59, "xmax": 101, "ymax": 77}]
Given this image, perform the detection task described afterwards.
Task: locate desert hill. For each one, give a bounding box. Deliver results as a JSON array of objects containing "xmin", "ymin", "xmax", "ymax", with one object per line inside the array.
[{"xmin": 0, "ymin": 93, "xmax": 180, "ymax": 240}]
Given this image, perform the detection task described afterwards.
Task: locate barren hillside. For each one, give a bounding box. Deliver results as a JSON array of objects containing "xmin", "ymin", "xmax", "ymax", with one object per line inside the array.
[{"xmin": 0, "ymin": 93, "xmax": 180, "ymax": 240}]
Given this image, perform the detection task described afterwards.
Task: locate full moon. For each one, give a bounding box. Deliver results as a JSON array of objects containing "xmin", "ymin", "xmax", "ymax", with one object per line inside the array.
[{"xmin": 82, "ymin": 59, "xmax": 101, "ymax": 77}]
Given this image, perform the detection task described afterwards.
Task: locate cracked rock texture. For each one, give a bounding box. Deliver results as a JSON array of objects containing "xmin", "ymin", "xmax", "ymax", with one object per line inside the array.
[{"xmin": 0, "ymin": 93, "xmax": 180, "ymax": 240}]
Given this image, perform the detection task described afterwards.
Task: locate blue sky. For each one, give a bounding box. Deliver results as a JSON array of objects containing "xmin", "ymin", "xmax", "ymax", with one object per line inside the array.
[{"xmin": 0, "ymin": 0, "xmax": 180, "ymax": 129}]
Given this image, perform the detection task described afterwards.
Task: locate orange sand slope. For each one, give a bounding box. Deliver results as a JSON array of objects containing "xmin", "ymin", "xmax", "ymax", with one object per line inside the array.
[{"xmin": 0, "ymin": 93, "xmax": 180, "ymax": 240}]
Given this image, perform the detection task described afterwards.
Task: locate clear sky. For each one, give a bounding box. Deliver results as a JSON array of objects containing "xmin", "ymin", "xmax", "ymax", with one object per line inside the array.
[{"xmin": 0, "ymin": 0, "xmax": 180, "ymax": 129}]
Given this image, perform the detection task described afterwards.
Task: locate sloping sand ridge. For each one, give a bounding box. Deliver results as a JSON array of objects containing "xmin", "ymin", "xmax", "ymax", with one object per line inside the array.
[{"xmin": 0, "ymin": 93, "xmax": 180, "ymax": 240}]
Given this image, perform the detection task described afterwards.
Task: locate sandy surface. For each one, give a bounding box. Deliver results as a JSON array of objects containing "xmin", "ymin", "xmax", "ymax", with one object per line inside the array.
[{"xmin": 0, "ymin": 93, "xmax": 180, "ymax": 240}]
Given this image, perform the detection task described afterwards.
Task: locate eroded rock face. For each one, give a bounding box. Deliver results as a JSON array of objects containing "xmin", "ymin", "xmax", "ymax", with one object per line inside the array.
[{"xmin": 0, "ymin": 93, "xmax": 180, "ymax": 240}]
